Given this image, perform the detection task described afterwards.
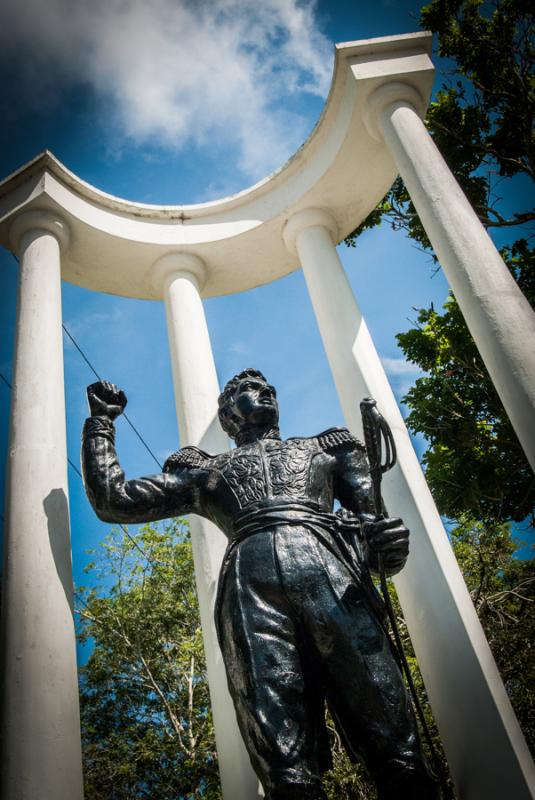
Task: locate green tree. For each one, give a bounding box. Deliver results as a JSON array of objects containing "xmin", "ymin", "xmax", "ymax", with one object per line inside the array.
[
  {"xmin": 77, "ymin": 520, "xmax": 221, "ymax": 800},
  {"xmin": 396, "ymin": 272, "xmax": 534, "ymax": 525},
  {"xmin": 449, "ymin": 517, "xmax": 534, "ymax": 748}
]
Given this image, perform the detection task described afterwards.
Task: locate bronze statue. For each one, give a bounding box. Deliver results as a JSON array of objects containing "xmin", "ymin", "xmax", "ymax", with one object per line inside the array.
[{"xmin": 82, "ymin": 369, "xmax": 440, "ymax": 800}]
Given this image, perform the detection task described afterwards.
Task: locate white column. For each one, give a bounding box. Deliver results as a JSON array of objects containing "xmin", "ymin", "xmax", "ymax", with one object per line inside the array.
[
  {"xmin": 153, "ymin": 253, "xmax": 261, "ymax": 800},
  {"xmin": 365, "ymin": 81, "xmax": 535, "ymax": 471},
  {"xmin": 1, "ymin": 212, "xmax": 84, "ymax": 800},
  {"xmin": 283, "ymin": 209, "xmax": 535, "ymax": 800}
]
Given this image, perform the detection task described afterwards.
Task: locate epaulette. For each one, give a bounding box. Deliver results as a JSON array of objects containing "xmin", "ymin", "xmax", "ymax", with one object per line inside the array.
[
  {"xmin": 317, "ymin": 427, "xmax": 364, "ymax": 453},
  {"xmin": 163, "ymin": 446, "xmax": 212, "ymax": 473}
]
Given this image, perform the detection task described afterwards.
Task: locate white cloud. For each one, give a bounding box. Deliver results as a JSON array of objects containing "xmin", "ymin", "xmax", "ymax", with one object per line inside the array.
[
  {"xmin": 381, "ymin": 356, "xmax": 422, "ymax": 377},
  {"xmin": 158, "ymin": 448, "xmax": 175, "ymax": 462},
  {"xmin": 2, "ymin": 0, "xmax": 332, "ymax": 179},
  {"xmin": 226, "ymin": 340, "xmax": 252, "ymax": 356},
  {"xmin": 381, "ymin": 355, "xmax": 424, "ymax": 399},
  {"xmin": 63, "ymin": 306, "xmax": 125, "ymax": 341}
]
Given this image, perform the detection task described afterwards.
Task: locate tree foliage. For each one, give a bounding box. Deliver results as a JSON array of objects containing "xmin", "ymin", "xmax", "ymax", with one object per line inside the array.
[
  {"xmin": 396, "ymin": 265, "xmax": 534, "ymax": 524},
  {"xmin": 77, "ymin": 520, "xmax": 221, "ymax": 800},
  {"xmin": 450, "ymin": 516, "xmax": 534, "ymax": 747},
  {"xmin": 422, "ymin": 0, "xmax": 534, "ymax": 183}
]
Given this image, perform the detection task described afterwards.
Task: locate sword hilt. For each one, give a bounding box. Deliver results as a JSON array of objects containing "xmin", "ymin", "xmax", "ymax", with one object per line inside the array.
[{"xmin": 360, "ymin": 397, "xmax": 397, "ymax": 518}]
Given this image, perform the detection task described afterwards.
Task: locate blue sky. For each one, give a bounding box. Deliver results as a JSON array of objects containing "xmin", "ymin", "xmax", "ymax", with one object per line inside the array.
[{"xmin": 1, "ymin": 0, "xmax": 529, "ymax": 654}]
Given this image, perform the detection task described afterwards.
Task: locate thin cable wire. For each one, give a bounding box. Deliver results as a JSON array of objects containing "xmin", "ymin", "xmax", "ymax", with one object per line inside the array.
[
  {"xmin": 61, "ymin": 323, "xmax": 101, "ymax": 381},
  {"xmin": 0, "ymin": 372, "xmax": 12, "ymax": 389},
  {"xmin": 61, "ymin": 323, "xmax": 163, "ymax": 470}
]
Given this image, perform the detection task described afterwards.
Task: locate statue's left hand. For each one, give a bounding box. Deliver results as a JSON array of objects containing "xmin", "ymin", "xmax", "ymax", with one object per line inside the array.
[{"xmin": 362, "ymin": 517, "xmax": 409, "ymax": 574}]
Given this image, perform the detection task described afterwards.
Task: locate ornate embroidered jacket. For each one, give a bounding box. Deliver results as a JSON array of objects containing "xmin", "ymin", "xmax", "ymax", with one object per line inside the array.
[{"xmin": 82, "ymin": 416, "xmax": 376, "ymax": 538}]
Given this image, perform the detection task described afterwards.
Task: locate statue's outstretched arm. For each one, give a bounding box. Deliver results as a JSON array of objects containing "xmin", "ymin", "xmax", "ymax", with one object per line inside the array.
[{"xmin": 81, "ymin": 381, "xmax": 199, "ymax": 524}]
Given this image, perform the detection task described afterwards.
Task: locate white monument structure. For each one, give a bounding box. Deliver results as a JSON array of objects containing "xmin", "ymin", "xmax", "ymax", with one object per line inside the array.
[{"xmin": 1, "ymin": 32, "xmax": 534, "ymax": 800}]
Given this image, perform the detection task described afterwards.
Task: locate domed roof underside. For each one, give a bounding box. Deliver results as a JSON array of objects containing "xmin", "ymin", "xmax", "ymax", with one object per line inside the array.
[{"xmin": 0, "ymin": 32, "xmax": 433, "ymax": 299}]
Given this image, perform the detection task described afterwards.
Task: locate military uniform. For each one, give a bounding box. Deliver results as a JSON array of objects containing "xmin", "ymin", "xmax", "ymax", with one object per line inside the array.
[{"xmin": 82, "ymin": 417, "xmax": 437, "ymax": 799}]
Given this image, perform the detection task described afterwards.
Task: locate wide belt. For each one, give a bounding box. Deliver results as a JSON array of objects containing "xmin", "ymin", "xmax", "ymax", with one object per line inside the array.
[
  {"xmin": 230, "ymin": 499, "xmax": 338, "ymax": 542},
  {"xmin": 214, "ymin": 500, "xmax": 387, "ymax": 644}
]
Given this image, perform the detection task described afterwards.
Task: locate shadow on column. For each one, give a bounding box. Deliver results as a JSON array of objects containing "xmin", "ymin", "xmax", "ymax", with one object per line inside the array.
[{"xmin": 43, "ymin": 489, "xmax": 74, "ymax": 614}]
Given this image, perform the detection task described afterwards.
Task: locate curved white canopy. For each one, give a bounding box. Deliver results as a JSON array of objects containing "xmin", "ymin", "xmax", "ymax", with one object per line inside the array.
[{"xmin": 0, "ymin": 32, "xmax": 433, "ymax": 299}]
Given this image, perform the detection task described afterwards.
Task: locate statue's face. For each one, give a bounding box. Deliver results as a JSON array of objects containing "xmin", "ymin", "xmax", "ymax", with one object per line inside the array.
[{"xmin": 231, "ymin": 376, "xmax": 279, "ymax": 428}]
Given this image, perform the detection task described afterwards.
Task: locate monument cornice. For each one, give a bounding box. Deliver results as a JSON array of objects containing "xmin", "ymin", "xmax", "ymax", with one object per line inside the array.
[{"xmin": 0, "ymin": 31, "xmax": 433, "ymax": 300}]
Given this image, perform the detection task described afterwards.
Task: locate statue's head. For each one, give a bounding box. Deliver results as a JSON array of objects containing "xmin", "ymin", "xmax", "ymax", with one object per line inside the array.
[{"xmin": 218, "ymin": 368, "xmax": 279, "ymax": 441}]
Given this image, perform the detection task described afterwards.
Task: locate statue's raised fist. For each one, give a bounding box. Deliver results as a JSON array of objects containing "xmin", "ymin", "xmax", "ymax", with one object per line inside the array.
[{"xmin": 87, "ymin": 381, "xmax": 127, "ymax": 421}]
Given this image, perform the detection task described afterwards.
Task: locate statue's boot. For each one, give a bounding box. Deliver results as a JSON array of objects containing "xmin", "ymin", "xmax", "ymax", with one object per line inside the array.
[
  {"xmin": 267, "ymin": 783, "xmax": 328, "ymax": 800},
  {"xmin": 377, "ymin": 764, "xmax": 443, "ymax": 799}
]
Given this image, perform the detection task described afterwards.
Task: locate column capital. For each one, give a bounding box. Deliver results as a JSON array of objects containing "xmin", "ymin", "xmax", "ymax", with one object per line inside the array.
[
  {"xmin": 282, "ymin": 208, "xmax": 338, "ymax": 255},
  {"xmin": 9, "ymin": 209, "xmax": 70, "ymax": 256},
  {"xmin": 151, "ymin": 252, "xmax": 207, "ymax": 296},
  {"xmin": 363, "ymin": 81, "xmax": 426, "ymax": 142}
]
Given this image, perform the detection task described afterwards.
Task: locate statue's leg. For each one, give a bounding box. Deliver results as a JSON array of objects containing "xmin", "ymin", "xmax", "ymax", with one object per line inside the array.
[
  {"xmin": 319, "ymin": 595, "xmax": 440, "ymax": 798},
  {"xmin": 278, "ymin": 529, "xmax": 440, "ymax": 799},
  {"xmin": 266, "ymin": 785, "xmax": 327, "ymax": 800},
  {"xmin": 217, "ymin": 531, "xmax": 327, "ymax": 798},
  {"xmin": 326, "ymin": 604, "xmax": 440, "ymax": 800},
  {"xmin": 374, "ymin": 764, "xmax": 442, "ymax": 799}
]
